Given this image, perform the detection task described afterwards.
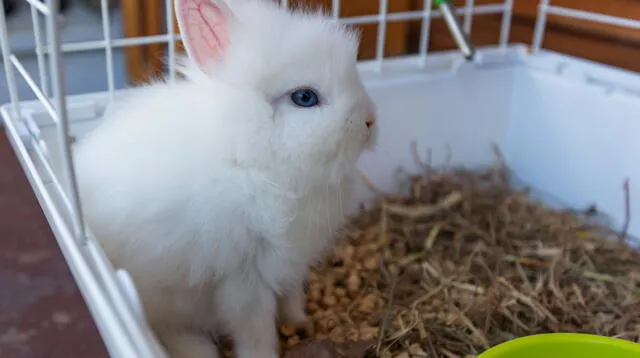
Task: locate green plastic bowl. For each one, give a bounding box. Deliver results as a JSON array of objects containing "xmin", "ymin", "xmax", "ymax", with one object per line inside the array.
[{"xmin": 478, "ymin": 333, "xmax": 640, "ymax": 358}]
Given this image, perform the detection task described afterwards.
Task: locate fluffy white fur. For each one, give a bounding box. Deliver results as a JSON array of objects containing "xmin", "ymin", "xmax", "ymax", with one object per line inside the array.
[{"xmin": 72, "ymin": 0, "xmax": 378, "ymax": 357}]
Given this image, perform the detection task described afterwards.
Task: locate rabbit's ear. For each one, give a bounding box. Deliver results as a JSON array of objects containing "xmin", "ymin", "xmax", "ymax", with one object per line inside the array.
[{"xmin": 175, "ymin": 0, "xmax": 234, "ymax": 73}]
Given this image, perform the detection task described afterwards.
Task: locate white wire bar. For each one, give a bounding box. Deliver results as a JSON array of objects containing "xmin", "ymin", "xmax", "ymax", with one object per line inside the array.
[
  {"xmin": 100, "ymin": 0, "xmax": 116, "ymax": 98},
  {"xmin": 30, "ymin": 5, "xmax": 50, "ymax": 97},
  {"xmin": 548, "ymin": 5, "xmax": 640, "ymax": 29},
  {"xmin": 332, "ymin": 0, "xmax": 340, "ymax": 20},
  {"xmin": 499, "ymin": 0, "xmax": 514, "ymax": 48},
  {"xmin": 547, "ymin": 6, "xmax": 640, "ymax": 30},
  {"xmin": 24, "ymin": 0, "xmax": 50, "ymax": 15},
  {"xmin": 418, "ymin": 0, "xmax": 434, "ymax": 67},
  {"xmin": 533, "ymin": 2, "xmax": 640, "ymax": 53},
  {"xmin": 45, "ymin": 0, "xmax": 86, "ymax": 245},
  {"xmin": 375, "ymin": 0, "xmax": 389, "ymax": 71},
  {"xmin": 340, "ymin": 4, "xmax": 504, "ymax": 25},
  {"xmin": 532, "ymin": 0, "xmax": 550, "ymax": 53},
  {"xmin": 0, "ymin": 24, "xmax": 23, "ymax": 124},
  {"xmin": 29, "ymin": 130, "xmax": 75, "ymax": 216},
  {"xmin": 9, "ymin": 55, "xmax": 58, "ymax": 125},
  {"xmin": 57, "ymin": 34, "xmax": 180, "ymax": 53},
  {"xmin": 166, "ymin": 0, "xmax": 177, "ymax": 81},
  {"xmin": 463, "ymin": 0, "xmax": 474, "ymax": 34}
]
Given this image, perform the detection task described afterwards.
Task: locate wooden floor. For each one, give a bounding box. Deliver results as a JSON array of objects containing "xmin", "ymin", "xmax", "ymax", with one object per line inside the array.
[{"xmin": 0, "ymin": 135, "xmax": 108, "ymax": 358}]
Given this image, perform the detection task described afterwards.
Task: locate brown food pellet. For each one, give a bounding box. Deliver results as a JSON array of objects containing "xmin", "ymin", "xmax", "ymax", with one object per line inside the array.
[
  {"xmin": 358, "ymin": 294, "xmax": 378, "ymax": 312},
  {"xmin": 309, "ymin": 284, "xmax": 323, "ymax": 302},
  {"xmin": 359, "ymin": 326, "xmax": 379, "ymax": 340},
  {"xmin": 280, "ymin": 324, "xmax": 296, "ymax": 337},
  {"xmin": 323, "ymin": 277, "xmax": 334, "ymax": 297},
  {"xmin": 318, "ymin": 317, "xmax": 338, "ymax": 332},
  {"xmin": 322, "ymin": 295, "xmax": 337, "ymax": 307},
  {"xmin": 408, "ymin": 343, "xmax": 427, "ymax": 357},
  {"xmin": 307, "ymin": 301, "xmax": 320, "ymax": 313},
  {"xmin": 346, "ymin": 273, "xmax": 361, "ymax": 293},
  {"xmin": 328, "ymin": 327, "xmax": 346, "ymax": 343},
  {"xmin": 363, "ymin": 256, "xmax": 380, "ymax": 271},
  {"xmin": 287, "ymin": 336, "xmax": 301, "ymax": 347}
]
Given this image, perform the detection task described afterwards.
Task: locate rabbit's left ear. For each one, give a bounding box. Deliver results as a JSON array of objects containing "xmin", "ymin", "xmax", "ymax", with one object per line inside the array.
[{"xmin": 175, "ymin": 0, "xmax": 234, "ymax": 73}]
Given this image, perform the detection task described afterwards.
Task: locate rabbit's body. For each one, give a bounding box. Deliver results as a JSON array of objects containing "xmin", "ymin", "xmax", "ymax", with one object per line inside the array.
[
  {"xmin": 75, "ymin": 76, "xmax": 351, "ymax": 331},
  {"xmin": 73, "ymin": 1, "xmax": 377, "ymax": 357}
]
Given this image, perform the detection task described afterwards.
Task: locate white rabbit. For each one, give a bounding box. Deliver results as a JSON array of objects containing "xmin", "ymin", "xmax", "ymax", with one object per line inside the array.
[{"xmin": 72, "ymin": 0, "xmax": 377, "ymax": 357}]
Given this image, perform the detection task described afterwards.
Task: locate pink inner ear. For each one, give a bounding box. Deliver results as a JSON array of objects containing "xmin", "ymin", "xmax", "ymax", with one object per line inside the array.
[{"xmin": 179, "ymin": 0, "xmax": 229, "ymax": 69}]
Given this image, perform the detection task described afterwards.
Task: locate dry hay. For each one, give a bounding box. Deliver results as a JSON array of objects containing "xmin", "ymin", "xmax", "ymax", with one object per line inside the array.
[{"xmin": 280, "ymin": 146, "xmax": 640, "ymax": 358}]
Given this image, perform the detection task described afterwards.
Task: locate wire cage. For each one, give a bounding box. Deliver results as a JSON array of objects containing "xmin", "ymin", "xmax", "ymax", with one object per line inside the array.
[{"xmin": 1, "ymin": 0, "xmax": 640, "ymax": 357}]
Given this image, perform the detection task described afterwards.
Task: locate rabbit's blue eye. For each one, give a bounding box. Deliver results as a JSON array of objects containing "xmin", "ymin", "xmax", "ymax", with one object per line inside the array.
[{"xmin": 291, "ymin": 89, "xmax": 319, "ymax": 108}]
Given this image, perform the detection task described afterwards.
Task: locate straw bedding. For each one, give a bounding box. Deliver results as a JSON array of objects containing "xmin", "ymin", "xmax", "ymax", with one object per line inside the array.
[{"xmin": 279, "ymin": 146, "xmax": 640, "ymax": 358}]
